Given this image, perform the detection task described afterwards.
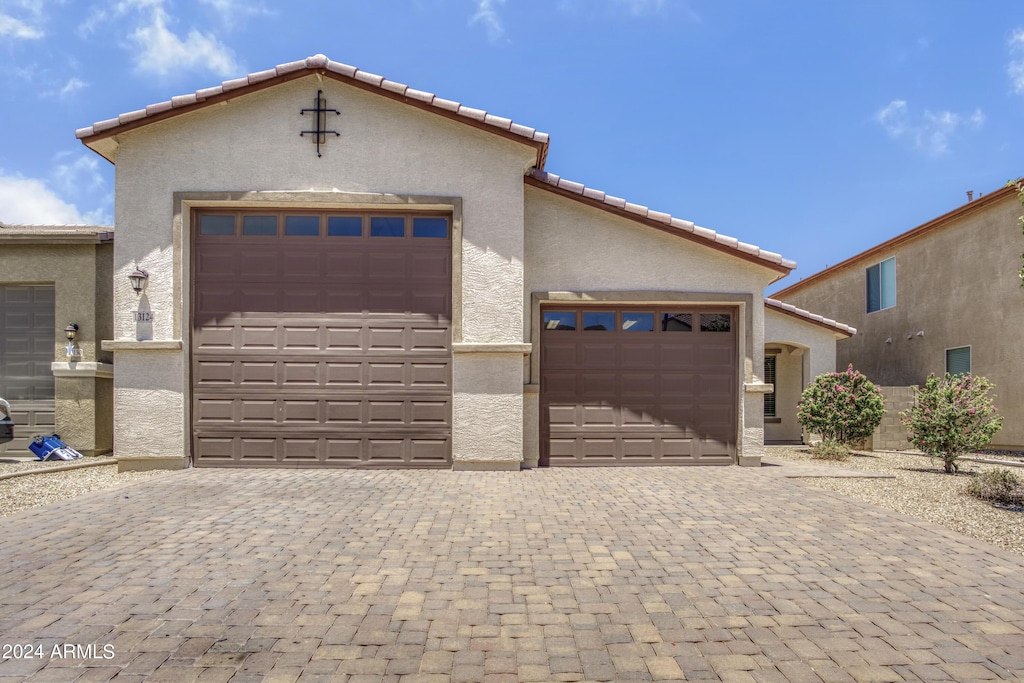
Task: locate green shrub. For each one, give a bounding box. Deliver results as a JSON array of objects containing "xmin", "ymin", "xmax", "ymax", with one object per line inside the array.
[
  {"xmin": 900, "ymin": 373, "xmax": 1003, "ymax": 474},
  {"xmin": 809, "ymin": 439, "xmax": 851, "ymax": 461},
  {"xmin": 797, "ymin": 365, "xmax": 885, "ymax": 446},
  {"xmin": 965, "ymin": 468, "xmax": 1024, "ymax": 505}
]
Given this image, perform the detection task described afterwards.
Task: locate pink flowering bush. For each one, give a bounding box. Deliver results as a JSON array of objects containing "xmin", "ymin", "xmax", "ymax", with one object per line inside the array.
[
  {"xmin": 796, "ymin": 365, "xmax": 885, "ymax": 446},
  {"xmin": 900, "ymin": 373, "xmax": 1003, "ymax": 474}
]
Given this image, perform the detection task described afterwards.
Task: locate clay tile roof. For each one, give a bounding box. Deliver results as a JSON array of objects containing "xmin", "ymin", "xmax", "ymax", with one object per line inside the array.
[
  {"xmin": 526, "ymin": 170, "xmax": 796, "ymax": 276},
  {"xmin": 76, "ymin": 54, "xmax": 550, "ymax": 168},
  {"xmin": 765, "ymin": 298, "xmax": 856, "ymax": 337},
  {"xmin": 0, "ymin": 222, "xmax": 114, "ymax": 243}
]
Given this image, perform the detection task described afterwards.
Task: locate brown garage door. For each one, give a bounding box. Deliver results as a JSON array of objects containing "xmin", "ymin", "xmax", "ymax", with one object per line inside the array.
[
  {"xmin": 540, "ymin": 306, "xmax": 737, "ymax": 466},
  {"xmin": 0, "ymin": 285, "xmax": 55, "ymax": 454},
  {"xmin": 192, "ymin": 211, "xmax": 452, "ymax": 467}
]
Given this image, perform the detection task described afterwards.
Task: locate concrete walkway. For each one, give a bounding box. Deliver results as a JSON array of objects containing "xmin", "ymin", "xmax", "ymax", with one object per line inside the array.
[{"xmin": 1, "ymin": 465, "xmax": 1022, "ymax": 682}]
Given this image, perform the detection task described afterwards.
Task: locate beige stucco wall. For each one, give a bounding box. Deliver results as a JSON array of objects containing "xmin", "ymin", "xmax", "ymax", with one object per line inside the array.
[
  {"xmin": 107, "ymin": 74, "xmax": 537, "ymax": 467},
  {"xmin": 523, "ymin": 187, "xmax": 781, "ymax": 465},
  {"xmin": 0, "ymin": 241, "xmax": 114, "ymax": 454},
  {"xmin": 777, "ymin": 195, "xmax": 1024, "ymax": 449},
  {"xmin": 764, "ymin": 309, "xmax": 841, "ymax": 442}
]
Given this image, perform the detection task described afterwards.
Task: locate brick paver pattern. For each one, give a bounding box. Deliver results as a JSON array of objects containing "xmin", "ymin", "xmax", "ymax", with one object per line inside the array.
[{"xmin": 1, "ymin": 466, "xmax": 1023, "ymax": 682}]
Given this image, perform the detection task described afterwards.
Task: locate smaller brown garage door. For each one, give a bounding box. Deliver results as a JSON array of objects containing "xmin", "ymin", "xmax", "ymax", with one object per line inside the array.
[
  {"xmin": 540, "ymin": 306, "xmax": 737, "ymax": 466},
  {"xmin": 0, "ymin": 285, "xmax": 55, "ymax": 454}
]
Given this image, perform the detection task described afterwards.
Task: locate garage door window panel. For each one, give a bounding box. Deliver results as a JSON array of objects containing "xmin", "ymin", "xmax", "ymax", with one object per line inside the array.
[
  {"xmin": 662, "ymin": 313, "xmax": 692, "ymax": 331},
  {"xmin": 413, "ymin": 217, "xmax": 448, "ymax": 238},
  {"xmin": 622, "ymin": 312, "xmax": 654, "ymax": 331},
  {"xmin": 284, "ymin": 215, "xmax": 320, "ymax": 236},
  {"xmin": 370, "ymin": 216, "xmax": 406, "ymax": 237},
  {"xmin": 583, "ymin": 311, "xmax": 615, "ymax": 331},
  {"xmin": 200, "ymin": 214, "xmax": 236, "ymax": 235},
  {"xmin": 242, "ymin": 215, "xmax": 278, "ymax": 236},
  {"xmin": 328, "ymin": 216, "xmax": 363, "ymax": 237},
  {"xmin": 544, "ymin": 311, "xmax": 576, "ymax": 330},
  {"xmin": 700, "ymin": 313, "xmax": 731, "ymax": 332}
]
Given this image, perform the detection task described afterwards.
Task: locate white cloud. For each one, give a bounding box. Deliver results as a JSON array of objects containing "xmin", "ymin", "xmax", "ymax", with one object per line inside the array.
[
  {"xmin": 875, "ymin": 100, "xmax": 984, "ymax": 156},
  {"xmin": 470, "ymin": 0, "xmax": 506, "ymax": 43},
  {"xmin": 130, "ymin": 5, "xmax": 241, "ymax": 77},
  {"xmin": 51, "ymin": 153, "xmax": 105, "ymax": 198},
  {"xmin": 79, "ymin": 0, "xmax": 242, "ymax": 79},
  {"xmin": 614, "ymin": 0, "xmax": 665, "ymax": 15},
  {"xmin": 0, "ymin": 12, "xmax": 42, "ymax": 38},
  {"xmin": 0, "ymin": 174, "xmax": 96, "ymax": 225},
  {"xmin": 1009, "ymin": 28, "xmax": 1024, "ymax": 94},
  {"xmin": 42, "ymin": 76, "xmax": 87, "ymax": 100},
  {"xmin": 198, "ymin": 0, "xmax": 271, "ymax": 27}
]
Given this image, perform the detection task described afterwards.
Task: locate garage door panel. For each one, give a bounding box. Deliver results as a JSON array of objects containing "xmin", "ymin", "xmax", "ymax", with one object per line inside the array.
[
  {"xmin": 621, "ymin": 374, "xmax": 656, "ymax": 397},
  {"xmin": 366, "ymin": 290, "xmax": 406, "ymax": 313},
  {"xmin": 581, "ymin": 343, "xmax": 617, "ymax": 367},
  {"xmin": 325, "ymin": 439, "xmax": 362, "ymax": 462},
  {"xmin": 581, "ymin": 405, "xmax": 616, "ymax": 427},
  {"xmin": 239, "ymin": 327, "xmax": 278, "ymax": 349},
  {"xmin": 239, "ymin": 438, "xmax": 278, "ymax": 461},
  {"xmin": 280, "ymin": 362, "xmax": 320, "ymax": 386},
  {"xmin": 620, "ymin": 405, "xmax": 657, "ymax": 427},
  {"xmin": 238, "ymin": 362, "xmax": 277, "ymax": 385},
  {"xmin": 581, "ymin": 374, "xmax": 617, "ymax": 396},
  {"xmin": 410, "ymin": 291, "xmax": 450, "ymax": 317},
  {"xmin": 281, "ymin": 438, "xmax": 320, "ymax": 463},
  {"xmin": 281, "ymin": 400, "xmax": 319, "ymax": 424},
  {"xmin": 194, "ymin": 399, "xmax": 235, "ymax": 423},
  {"xmin": 541, "ymin": 305, "xmax": 736, "ymax": 466},
  {"xmin": 325, "ymin": 363, "xmax": 362, "ymax": 386},
  {"xmin": 239, "ymin": 400, "xmax": 277, "ymax": 422},
  {"xmin": 325, "ymin": 401, "xmax": 362, "ymax": 423},
  {"xmin": 620, "ymin": 344, "xmax": 659, "ymax": 368},
  {"xmin": 326, "ymin": 327, "xmax": 362, "ymax": 349},
  {"xmin": 1, "ymin": 285, "xmax": 55, "ymax": 452},
  {"xmin": 324, "ymin": 290, "xmax": 365, "ymax": 311}
]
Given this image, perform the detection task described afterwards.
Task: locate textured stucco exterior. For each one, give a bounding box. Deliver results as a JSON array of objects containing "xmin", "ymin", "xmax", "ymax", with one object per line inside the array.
[
  {"xmin": 775, "ymin": 191, "xmax": 1024, "ymax": 449},
  {"xmin": 0, "ymin": 240, "xmax": 113, "ymax": 454},
  {"xmin": 523, "ymin": 187, "xmax": 781, "ymax": 465},
  {"xmin": 764, "ymin": 309, "xmax": 842, "ymax": 443},
  {"xmin": 105, "ymin": 74, "xmax": 536, "ymax": 468}
]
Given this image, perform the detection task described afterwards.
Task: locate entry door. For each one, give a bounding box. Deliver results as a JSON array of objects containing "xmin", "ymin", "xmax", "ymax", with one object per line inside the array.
[{"xmin": 540, "ymin": 306, "xmax": 737, "ymax": 466}]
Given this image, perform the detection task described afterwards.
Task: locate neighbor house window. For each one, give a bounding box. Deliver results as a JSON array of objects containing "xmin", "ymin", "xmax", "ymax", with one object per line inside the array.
[
  {"xmin": 946, "ymin": 346, "xmax": 971, "ymax": 376},
  {"xmin": 866, "ymin": 257, "xmax": 896, "ymax": 313},
  {"xmin": 763, "ymin": 355, "xmax": 777, "ymax": 417}
]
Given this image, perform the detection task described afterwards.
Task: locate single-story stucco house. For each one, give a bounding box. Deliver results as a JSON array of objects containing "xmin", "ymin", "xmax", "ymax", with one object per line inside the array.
[
  {"xmin": 0, "ymin": 223, "xmax": 114, "ymax": 456},
  {"xmin": 69, "ymin": 54, "xmax": 853, "ymax": 471}
]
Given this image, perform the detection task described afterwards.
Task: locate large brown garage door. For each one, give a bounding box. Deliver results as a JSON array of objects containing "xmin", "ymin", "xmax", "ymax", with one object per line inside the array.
[
  {"xmin": 0, "ymin": 285, "xmax": 55, "ymax": 454},
  {"xmin": 192, "ymin": 211, "xmax": 451, "ymax": 467},
  {"xmin": 540, "ymin": 306, "xmax": 737, "ymax": 466}
]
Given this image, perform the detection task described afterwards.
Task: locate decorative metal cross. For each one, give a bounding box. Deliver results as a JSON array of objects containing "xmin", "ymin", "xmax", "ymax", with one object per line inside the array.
[{"xmin": 299, "ymin": 89, "xmax": 340, "ymax": 157}]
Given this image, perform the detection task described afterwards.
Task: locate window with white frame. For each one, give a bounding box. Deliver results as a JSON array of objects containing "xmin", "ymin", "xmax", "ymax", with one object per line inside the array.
[
  {"xmin": 946, "ymin": 346, "xmax": 971, "ymax": 376},
  {"xmin": 866, "ymin": 257, "xmax": 896, "ymax": 313}
]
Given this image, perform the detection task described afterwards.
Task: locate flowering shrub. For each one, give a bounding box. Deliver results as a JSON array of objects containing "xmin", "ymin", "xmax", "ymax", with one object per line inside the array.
[
  {"xmin": 796, "ymin": 365, "xmax": 885, "ymax": 446},
  {"xmin": 899, "ymin": 373, "xmax": 1003, "ymax": 474}
]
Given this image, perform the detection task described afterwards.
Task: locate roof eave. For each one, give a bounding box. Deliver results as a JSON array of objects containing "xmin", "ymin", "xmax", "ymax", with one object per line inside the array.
[
  {"xmin": 525, "ymin": 174, "xmax": 794, "ymax": 276},
  {"xmin": 78, "ymin": 62, "xmax": 550, "ymax": 169}
]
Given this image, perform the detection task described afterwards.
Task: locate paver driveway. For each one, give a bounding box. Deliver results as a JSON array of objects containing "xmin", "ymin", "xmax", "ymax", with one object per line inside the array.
[{"xmin": 1, "ymin": 466, "xmax": 1023, "ymax": 682}]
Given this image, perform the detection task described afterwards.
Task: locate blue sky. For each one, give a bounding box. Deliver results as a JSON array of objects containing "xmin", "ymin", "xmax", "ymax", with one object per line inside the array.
[{"xmin": 1, "ymin": 0, "xmax": 1022, "ymax": 291}]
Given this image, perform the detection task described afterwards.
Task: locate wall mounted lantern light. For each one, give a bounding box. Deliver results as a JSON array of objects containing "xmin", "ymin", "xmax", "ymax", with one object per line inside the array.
[
  {"xmin": 128, "ymin": 268, "xmax": 149, "ymax": 295},
  {"xmin": 64, "ymin": 323, "xmax": 79, "ymax": 342}
]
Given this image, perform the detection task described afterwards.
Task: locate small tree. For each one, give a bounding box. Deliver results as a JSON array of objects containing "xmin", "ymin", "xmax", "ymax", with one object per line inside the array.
[
  {"xmin": 797, "ymin": 365, "xmax": 885, "ymax": 446},
  {"xmin": 899, "ymin": 373, "xmax": 1003, "ymax": 474}
]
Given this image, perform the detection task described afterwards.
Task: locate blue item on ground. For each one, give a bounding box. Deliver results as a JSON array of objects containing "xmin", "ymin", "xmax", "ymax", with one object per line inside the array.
[{"xmin": 28, "ymin": 434, "xmax": 83, "ymax": 461}]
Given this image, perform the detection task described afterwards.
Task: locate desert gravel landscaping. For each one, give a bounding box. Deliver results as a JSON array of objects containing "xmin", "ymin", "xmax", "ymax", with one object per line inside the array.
[
  {"xmin": 765, "ymin": 446, "xmax": 1024, "ymax": 557},
  {"xmin": 0, "ymin": 460, "xmax": 171, "ymax": 518}
]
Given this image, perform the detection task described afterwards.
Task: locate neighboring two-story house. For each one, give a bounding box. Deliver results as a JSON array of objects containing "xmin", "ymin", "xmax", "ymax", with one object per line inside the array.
[{"xmin": 773, "ymin": 185, "xmax": 1023, "ymax": 450}]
